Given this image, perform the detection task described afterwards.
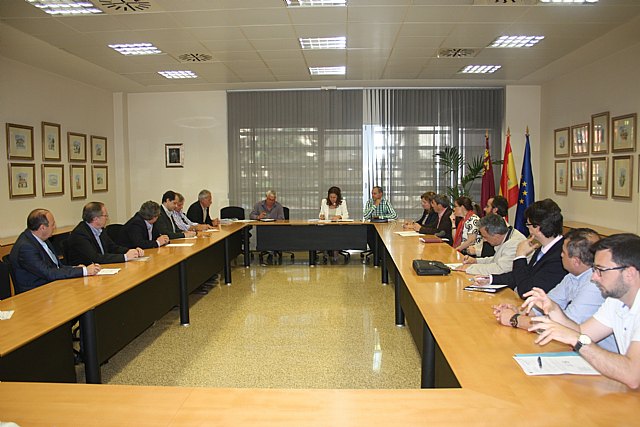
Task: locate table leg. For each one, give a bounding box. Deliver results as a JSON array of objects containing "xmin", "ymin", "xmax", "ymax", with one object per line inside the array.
[
  {"xmin": 381, "ymin": 246, "xmax": 389, "ymax": 284},
  {"xmin": 80, "ymin": 309, "xmax": 101, "ymax": 384},
  {"xmin": 309, "ymin": 250, "xmax": 316, "ymax": 267},
  {"xmin": 373, "ymin": 233, "xmax": 380, "ymax": 267},
  {"xmin": 394, "ymin": 270, "xmax": 405, "ymax": 327},
  {"xmin": 243, "ymin": 226, "xmax": 251, "ymax": 268},
  {"xmin": 421, "ymin": 320, "xmax": 436, "ymax": 389},
  {"xmin": 224, "ymin": 237, "xmax": 232, "ymax": 285},
  {"xmin": 179, "ymin": 261, "xmax": 189, "ymax": 326}
]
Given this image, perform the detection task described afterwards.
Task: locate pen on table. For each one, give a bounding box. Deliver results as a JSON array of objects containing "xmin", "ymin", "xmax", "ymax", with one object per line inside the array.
[{"xmin": 537, "ymin": 356, "xmax": 543, "ymax": 369}]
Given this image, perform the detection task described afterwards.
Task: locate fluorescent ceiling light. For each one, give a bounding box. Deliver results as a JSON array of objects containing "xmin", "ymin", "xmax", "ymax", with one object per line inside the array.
[
  {"xmin": 300, "ymin": 37, "xmax": 346, "ymax": 50},
  {"xmin": 539, "ymin": 0, "xmax": 597, "ymax": 3},
  {"xmin": 108, "ymin": 43, "xmax": 162, "ymax": 56},
  {"xmin": 309, "ymin": 66, "xmax": 346, "ymax": 75},
  {"xmin": 285, "ymin": 0, "xmax": 346, "ymax": 7},
  {"xmin": 490, "ymin": 35, "xmax": 544, "ymax": 48},
  {"xmin": 158, "ymin": 71, "xmax": 198, "ymax": 79},
  {"xmin": 459, "ymin": 65, "xmax": 502, "ymax": 74},
  {"xmin": 26, "ymin": 0, "xmax": 102, "ymax": 15}
]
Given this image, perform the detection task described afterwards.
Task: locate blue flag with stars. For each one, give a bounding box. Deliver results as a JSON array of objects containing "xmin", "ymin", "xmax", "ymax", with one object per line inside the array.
[{"xmin": 514, "ymin": 134, "xmax": 535, "ymax": 236}]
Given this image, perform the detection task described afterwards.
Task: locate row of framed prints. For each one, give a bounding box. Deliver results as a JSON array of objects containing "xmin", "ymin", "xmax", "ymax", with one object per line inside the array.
[
  {"xmin": 6, "ymin": 122, "xmax": 107, "ymax": 163},
  {"xmin": 8, "ymin": 163, "xmax": 108, "ymax": 199},
  {"xmin": 554, "ymin": 112, "xmax": 636, "ymax": 157},
  {"xmin": 555, "ymin": 155, "xmax": 634, "ymax": 200}
]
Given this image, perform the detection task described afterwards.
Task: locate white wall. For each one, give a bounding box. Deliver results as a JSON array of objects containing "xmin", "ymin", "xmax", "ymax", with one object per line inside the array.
[
  {"xmin": 540, "ymin": 42, "xmax": 640, "ymax": 233},
  {"xmin": 0, "ymin": 56, "xmax": 115, "ymax": 237},
  {"xmin": 125, "ymin": 92, "xmax": 229, "ymax": 219}
]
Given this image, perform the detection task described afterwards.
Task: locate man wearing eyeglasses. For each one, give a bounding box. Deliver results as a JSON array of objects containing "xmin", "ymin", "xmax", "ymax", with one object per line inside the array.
[
  {"xmin": 473, "ymin": 199, "xmax": 567, "ymax": 298},
  {"xmin": 522, "ymin": 233, "xmax": 640, "ymax": 389},
  {"xmin": 66, "ymin": 201, "xmax": 144, "ymax": 265}
]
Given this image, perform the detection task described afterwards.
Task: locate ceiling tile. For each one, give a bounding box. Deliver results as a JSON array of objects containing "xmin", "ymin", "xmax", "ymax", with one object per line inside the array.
[
  {"xmin": 250, "ymin": 38, "xmax": 300, "ymax": 51},
  {"xmin": 348, "ymin": 6, "xmax": 409, "ymax": 23},
  {"xmin": 241, "ymin": 25, "xmax": 297, "ymax": 39}
]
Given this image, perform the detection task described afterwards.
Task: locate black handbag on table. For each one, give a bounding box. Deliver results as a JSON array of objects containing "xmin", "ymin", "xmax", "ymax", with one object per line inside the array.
[{"xmin": 412, "ymin": 259, "xmax": 451, "ymax": 276}]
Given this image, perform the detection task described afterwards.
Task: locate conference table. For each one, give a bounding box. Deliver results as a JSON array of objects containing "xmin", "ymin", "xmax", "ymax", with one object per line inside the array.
[{"xmin": 1, "ymin": 221, "xmax": 639, "ymax": 426}]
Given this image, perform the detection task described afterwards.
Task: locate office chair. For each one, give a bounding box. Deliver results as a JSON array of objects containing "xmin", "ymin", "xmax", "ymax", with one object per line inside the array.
[
  {"xmin": 0, "ymin": 257, "xmax": 13, "ymax": 299},
  {"xmin": 220, "ymin": 206, "xmax": 245, "ymax": 220},
  {"xmin": 105, "ymin": 223, "xmax": 124, "ymax": 245}
]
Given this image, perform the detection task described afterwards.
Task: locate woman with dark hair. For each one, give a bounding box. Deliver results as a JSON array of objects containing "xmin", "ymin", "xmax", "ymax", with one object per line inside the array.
[
  {"xmin": 319, "ymin": 186, "xmax": 349, "ymax": 220},
  {"xmin": 453, "ymin": 196, "xmax": 481, "ymax": 253}
]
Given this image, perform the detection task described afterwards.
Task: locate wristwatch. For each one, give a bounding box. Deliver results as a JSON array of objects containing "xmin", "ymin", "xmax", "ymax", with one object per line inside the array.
[
  {"xmin": 509, "ymin": 313, "xmax": 521, "ymax": 328},
  {"xmin": 573, "ymin": 334, "xmax": 592, "ymax": 353}
]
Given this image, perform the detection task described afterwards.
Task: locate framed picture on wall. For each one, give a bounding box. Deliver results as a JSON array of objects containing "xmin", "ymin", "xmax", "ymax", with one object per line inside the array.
[
  {"xmin": 42, "ymin": 122, "xmax": 61, "ymax": 161},
  {"xmin": 590, "ymin": 112, "xmax": 609, "ymax": 154},
  {"xmin": 91, "ymin": 165, "xmax": 108, "ymax": 192},
  {"xmin": 554, "ymin": 127, "xmax": 569, "ymax": 157},
  {"xmin": 612, "ymin": 113, "xmax": 637, "ymax": 153},
  {"xmin": 612, "ymin": 155, "xmax": 633, "ymax": 200},
  {"xmin": 42, "ymin": 164, "xmax": 64, "ymax": 196},
  {"xmin": 6, "ymin": 123, "xmax": 34, "ymax": 160},
  {"xmin": 70, "ymin": 165, "xmax": 86, "ymax": 200},
  {"xmin": 571, "ymin": 123, "xmax": 589, "ymax": 156},
  {"xmin": 570, "ymin": 159, "xmax": 588, "ymax": 190},
  {"xmin": 68, "ymin": 132, "xmax": 87, "ymax": 162},
  {"xmin": 91, "ymin": 135, "xmax": 107, "ymax": 163},
  {"xmin": 555, "ymin": 160, "xmax": 568, "ymax": 195},
  {"xmin": 165, "ymin": 143, "xmax": 184, "ymax": 168},
  {"xmin": 590, "ymin": 157, "xmax": 608, "ymax": 198},
  {"xmin": 8, "ymin": 163, "xmax": 36, "ymax": 198}
]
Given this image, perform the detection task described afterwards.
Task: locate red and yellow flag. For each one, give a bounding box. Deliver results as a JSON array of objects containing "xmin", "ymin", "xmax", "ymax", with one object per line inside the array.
[
  {"xmin": 499, "ymin": 129, "xmax": 518, "ymax": 208},
  {"xmin": 480, "ymin": 131, "xmax": 495, "ymax": 214}
]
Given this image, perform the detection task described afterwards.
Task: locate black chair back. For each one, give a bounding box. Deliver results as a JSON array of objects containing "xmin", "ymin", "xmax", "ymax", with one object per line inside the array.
[
  {"xmin": 220, "ymin": 206, "xmax": 245, "ymax": 220},
  {"xmin": 1, "ymin": 255, "xmax": 14, "ymax": 299},
  {"xmin": 283, "ymin": 206, "xmax": 290, "ymax": 220},
  {"xmin": 106, "ymin": 223, "xmax": 124, "ymax": 244}
]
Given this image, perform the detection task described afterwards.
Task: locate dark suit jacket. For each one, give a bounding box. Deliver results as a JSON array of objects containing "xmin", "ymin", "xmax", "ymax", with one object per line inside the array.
[
  {"xmin": 121, "ymin": 213, "xmax": 161, "ymax": 250},
  {"xmin": 155, "ymin": 207, "xmax": 186, "ymax": 239},
  {"xmin": 418, "ymin": 207, "xmax": 453, "ymax": 245},
  {"xmin": 9, "ymin": 230, "xmax": 83, "ymax": 294},
  {"xmin": 492, "ymin": 236, "xmax": 567, "ymax": 299},
  {"xmin": 186, "ymin": 201, "xmax": 212, "ymax": 225},
  {"xmin": 416, "ymin": 210, "xmax": 438, "ymax": 228},
  {"xmin": 65, "ymin": 222, "xmax": 129, "ymax": 265}
]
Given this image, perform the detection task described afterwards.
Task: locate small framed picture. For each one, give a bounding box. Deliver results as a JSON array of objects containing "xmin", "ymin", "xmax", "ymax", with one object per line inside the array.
[
  {"xmin": 42, "ymin": 164, "xmax": 64, "ymax": 196},
  {"xmin": 591, "ymin": 112, "xmax": 609, "ymax": 154},
  {"xmin": 590, "ymin": 157, "xmax": 608, "ymax": 198},
  {"xmin": 165, "ymin": 143, "xmax": 184, "ymax": 168},
  {"xmin": 92, "ymin": 165, "xmax": 108, "ymax": 192},
  {"xmin": 555, "ymin": 160, "xmax": 568, "ymax": 195},
  {"xmin": 68, "ymin": 132, "xmax": 87, "ymax": 162},
  {"xmin": 42, "ymin": 122, "xmax": 61, "ymax": 161},
  {"xmin": 8, "ymin": 163, "xmax": 36, "ymax": 198},
  {"xmin": 91, "ymin": 135, "xmax": 107, "ymax": 163},
  {"xmin": 6, "ymin": 123, "xmax": 34, "ymax": 160},
  {"xmin": 554, "ymin": 127, "xmax": 569, "ymax": 157},
  {"xmin": 612, "ymin": 155, "xmax": 633, "ymax": 200},
  {"xmin": 571, "ymin": 123, "xmax": 589, "ymax": 156},
  {"xmin": 570, "ymin": 159, "xmax": 589, "ymax": 190},
  {"xmin": 70, "ymin": 165, "xmax": 87, "ymax": 200},
  {"xmin": 612, "ymin": 113, "xmax": 637, "ymax": 153}
]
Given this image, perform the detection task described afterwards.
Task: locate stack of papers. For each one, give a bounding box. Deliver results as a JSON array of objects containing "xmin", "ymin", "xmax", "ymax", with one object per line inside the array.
[
  {"xmin": 166, "ymin": 243, "xmax": 195, "ymax": 247},
  {"xmin": 97, "ymin": 268, "xmax": 121, "ymax": 276},
  {"xmin": 394, "ymin": 231, "xmax": 424, "ymax": 237},
  {"xmin": 513, "ymin": 352, "xmax": 600, "ymax": 376},
  {"xmin": 0, "ymin": 310, "xmax": 15, "ymax": 320},
  {"xmin": 463, "ymin": 284, "xmax": 508, "ymax": 293}
]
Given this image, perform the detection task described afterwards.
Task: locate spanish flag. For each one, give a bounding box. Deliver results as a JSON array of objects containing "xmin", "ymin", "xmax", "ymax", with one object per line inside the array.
[{"xmin": 499, "ymin": 129, "xmax": 518, "ymax": 209}]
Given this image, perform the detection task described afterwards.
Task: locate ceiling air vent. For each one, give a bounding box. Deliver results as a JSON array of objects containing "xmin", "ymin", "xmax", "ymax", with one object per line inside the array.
[
  {"xmin": 473, "ymin": 0, "xmax": 538, "ymax": 4},
  {"xmin": 176, "ymin": 53, "xmax": 214, "ymax": 63},
  {"xmin": 437, "ymin": 48, "xmax": 477, "ymax": 58},
  {"xmin": 98, "ymin": 0, "xmax": 153, "ymax": 12}
]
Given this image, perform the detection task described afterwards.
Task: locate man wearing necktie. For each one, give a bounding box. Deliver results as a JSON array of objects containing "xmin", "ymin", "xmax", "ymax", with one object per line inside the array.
[
  {"xmin": 473, "ymin": 199, "xmax": 568, "ymax": 298},
  {"xmin": 155, "ymin": 190, "xmax": 196, "ymax": 240},
  {"xmin": 9, "ymin": 209, "xmax": 101, "ymax": 294}
]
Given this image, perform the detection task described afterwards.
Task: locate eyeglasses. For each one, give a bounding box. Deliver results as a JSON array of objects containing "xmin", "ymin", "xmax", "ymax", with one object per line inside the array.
[
  {"xmin": 525, "ymin": 222, "xmax": 534, "ymax": 227},
  {"xmin": 592, "ymin": 265, "xmax": 628, "ymax": 275}
]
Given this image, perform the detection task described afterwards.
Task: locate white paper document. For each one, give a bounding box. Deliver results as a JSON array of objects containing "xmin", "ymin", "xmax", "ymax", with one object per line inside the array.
[
  {"xmin": 0, "ymin": 310, "xmax": 15, "ymax": 320},
  {"xmin": 97, "ymin": 268, "xmax": 121, "ymax": 275},
  {"xmin": 130, "ymin": 256, "xmax": 150, "ymax": 262},
  {"xmin": 235, "ymin": 219, "xmax": 255, "ymax": 223},
  {"xmin": 445, "ymin": 263, "xmax": 464, "ymax": 270},
  {"xmin": 202, "ymin": 228, "xmax": 220, "ymax": 232},
  {"xmin": 513, "ymin": 352, "xmax": 600, "ymax": 376},
  {"xmin": 166, "ymin": 243, "xmax": 195, "ymax": 247},
  {"xmin": 394, "ymin": 231, "xmax": 424, "ymax": 237}
]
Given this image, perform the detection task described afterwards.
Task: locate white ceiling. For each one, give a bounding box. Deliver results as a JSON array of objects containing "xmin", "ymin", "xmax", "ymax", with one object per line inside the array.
[{"xmin": 1, "ymin": 0, "xmax": 640, "ymax": 93}]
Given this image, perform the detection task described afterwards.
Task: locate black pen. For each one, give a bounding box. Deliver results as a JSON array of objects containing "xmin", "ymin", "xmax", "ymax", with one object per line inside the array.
[{"xmin": 537, "ymin": 356, "xmax": 543, "ymax": 369}]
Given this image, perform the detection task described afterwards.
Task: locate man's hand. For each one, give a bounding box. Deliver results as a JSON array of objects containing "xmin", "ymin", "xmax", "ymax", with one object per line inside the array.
[
  {"xmin": 258, "ymin": 211, "xmax": 267, "ymax": 220},
  {"xmin": 126, "ymin": 248, "xmax": 142, "ymax": 260},
  {"xmin": 184, "ymin": 231, "xmax": 196, "ymax": 238},
  {"xmin": 463, "ymin": 255, "xmax": 477, "ymax": 265},
  {"xmin": 86, "ymin": 263, "xmax": 101, "ymax": 275},
  {"xmin": 211, "ymin": 218, "xmax": 220, "ymax": 227},
  {"xmin": 529, "ymin": 316, "xmax": 580, "ymax": 347},
  {"xmin": 157, "ymin": 235, "xmax": 170, "ymax": 246},
  {"xmin": 472, "ymin": 275, "xmax": 491, "ymax": 286},
  {"xmin": 516, "ymin": 236, "xmax": 540, "ymax": 257},
  {"xmin": 492, "ymin": 303, "xmax": 518, "ymax": 326},
  {"xmin": 521, "ymin": 287, "xmax": 554, "ymax": 316},
  {"xmin": 466, "ymin": 246, "xmax": 477, "ymax": 256},
  {"xmin": 412, "ymin": 223, "xmax": 421, "ymax": 232}
]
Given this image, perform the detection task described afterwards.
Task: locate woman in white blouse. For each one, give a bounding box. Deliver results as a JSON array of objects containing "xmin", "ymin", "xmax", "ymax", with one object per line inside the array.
[{"xmin": 319, "ymin": 186, "xmax": 349, "ymax": 220}]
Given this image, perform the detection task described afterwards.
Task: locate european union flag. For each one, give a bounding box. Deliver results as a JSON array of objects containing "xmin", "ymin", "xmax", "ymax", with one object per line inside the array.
[{"xmin": 514, "ymin": 134, "xmax": 535, "ymax": 236}]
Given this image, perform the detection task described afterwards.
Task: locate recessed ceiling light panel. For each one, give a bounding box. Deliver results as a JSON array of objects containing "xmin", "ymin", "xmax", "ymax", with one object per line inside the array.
[
  {"xmin": 459, "ymin": 65, "xmax": 502, "ymax": 74},
  {"xmin": 285, "ymin": 0, "xmax": 346, "ymax": 7},
  {"xmin": 108, "ymin": 43, "xmax": 162, "ymax": 55},
  {"xmin": 300, "ymin": 37, "xmax": 346, "ymax": 50},
  {"xmin": 158, "ymin": 70, "xmax": 198, "ymax": 79},
  {"xmin": 490, "ymin": 35, "xmax": 544, "ymax": 48},
  {"xmin": 539, "ymin": 0, "xmax": 597, "ymax": 3},
  {"xmin": 25, "ymin": 0, "xmax": 102, "ymax": 15},
  {"xmin": 309, "ymin": 66, "xmax": 346, "ymax": 75}
]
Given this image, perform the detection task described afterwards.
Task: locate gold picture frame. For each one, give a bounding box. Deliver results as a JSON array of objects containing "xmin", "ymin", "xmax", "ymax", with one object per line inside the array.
[
  {"xmin": 70, "ymin": 165, "xmax": 87, "ymax": 200},
  {"xmin": 555, "ymin": 160, "xmax": 568, "ymax": 195},
  {"xmin": 42, "ymin": 164, "xmax": 64, "ymax": 196},
  {"xmin": 42, "ymin": 122, "xmax": 61, "ymax": 161},
  {"xmin": 571, "ymin": 123, "xmax": 589, "ymax": 157},
  {"xmin": 612, "ymin": 155, "xmax": 633, "ymax": 200},
  {"xmin": 570, "ymin": 159, "xmax": 588, "ymax": 190},
  {"xmin": 6, "ymin": 123, "xmax": 34, "ymax": 160},
  {"xmin": 554, "ymin": 127, "xmax": 569, "ymax": 157},
  {"xmin": 68, "ymin": 132, "xmax": 87, "ymax": 162},
  {"xmin": 91, "ymin": 165, "xmax": 108, "ymax": 192},
  {"xmin": 91, "ymin": 135, "xmax": 107, "ymax": 163},
  {"xmin": 590, "ymin": 112, "xmax": 609, "ymax": 154},
  {"xmin": 9, "ymin": 163, "xmax": 36, "ymax": 198},
  {"xmin": 612, "ymin": 113, "xmax": 637, "ymax": 153}
]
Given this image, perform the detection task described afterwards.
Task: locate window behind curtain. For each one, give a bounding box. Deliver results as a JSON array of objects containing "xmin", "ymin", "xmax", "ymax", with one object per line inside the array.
[{"xmin": 228, "ymin": 88, "xmax": 503, "ymax": 220}]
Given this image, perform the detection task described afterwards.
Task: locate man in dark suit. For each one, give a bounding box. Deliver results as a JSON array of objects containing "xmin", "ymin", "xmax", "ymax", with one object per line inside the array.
[
  {"xmin": 9, "ymin": 209, "xmax": 100, "ymax": 294},
  {"xmin": 121, "ymin": 201, "xmax": 170, "ymax": 250},
  {"xmin": 186, "ymin": 189, "xmax": 219, "ymax": 226},
  {"xmin": 65, "ymin": 202, "xmax": 144, "ymax": 265},
  {"xmin": 413, "ymin": 193, "xmax": 453, "ymax": 245},
  {"xmin": 474, "ymin": 198, "xmax": 567, "ymax": 299},
  {"xmin": 155, "ymin": 190, "xmax": 196, "ymax": 240}
]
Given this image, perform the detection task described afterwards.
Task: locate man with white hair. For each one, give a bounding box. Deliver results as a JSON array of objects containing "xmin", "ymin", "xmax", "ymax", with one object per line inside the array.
[{"xmin": 250, "ymin": 190, "xmax": 285, "ymax": 220}]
